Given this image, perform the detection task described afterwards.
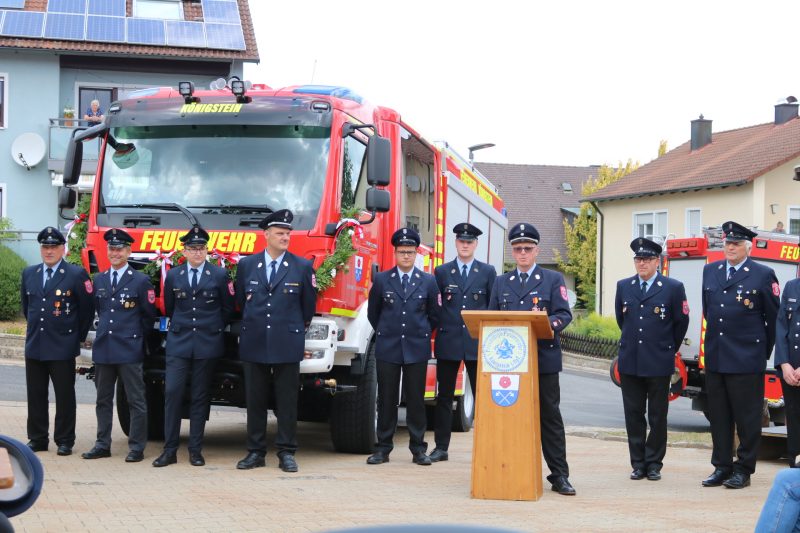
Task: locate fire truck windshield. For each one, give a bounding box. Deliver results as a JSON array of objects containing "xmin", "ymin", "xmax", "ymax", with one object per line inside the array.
[{"xmin": 100, "ymin": 124, "xmax": 330, "ymax": 230}]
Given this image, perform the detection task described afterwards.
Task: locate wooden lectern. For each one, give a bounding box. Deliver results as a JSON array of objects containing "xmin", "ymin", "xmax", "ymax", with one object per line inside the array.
[{"xmin": 462, "ymin": 310, "xmax": 553, "ymax": 501}]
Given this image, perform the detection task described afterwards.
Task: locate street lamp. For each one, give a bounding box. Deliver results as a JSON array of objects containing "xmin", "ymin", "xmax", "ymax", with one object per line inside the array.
[{"xmin": 468, "ymin": 143, "xmax": 495, "ymax": 167}]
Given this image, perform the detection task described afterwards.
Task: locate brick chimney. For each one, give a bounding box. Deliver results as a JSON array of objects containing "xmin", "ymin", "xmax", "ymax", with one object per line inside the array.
[
  {"xmin": 690, "ymin": 115, "xmax": 712, "ymax": 151},
  {"xmin": 775, "ymin": 96, "xmax": 799, "ymax": 125}
]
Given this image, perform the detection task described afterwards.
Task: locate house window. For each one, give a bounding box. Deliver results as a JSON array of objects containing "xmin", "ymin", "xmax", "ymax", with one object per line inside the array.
[
  {"xmin": 789, "ymin": 207, "xmax": 800, "ymax": 235},
  {"xmin": 633, "ymin": 210, "xmax": 668, "ymax": 242},
  {"xmin": 0, "ymin": 75, "xmax": 6, "ymax": 128},
  {"xmin": 134, "ymin": 0, "xmax": 183, "ymax": 20},
  {"xmin": 686, "ymin": 208, "xmax": 702, "ymax": 237}
]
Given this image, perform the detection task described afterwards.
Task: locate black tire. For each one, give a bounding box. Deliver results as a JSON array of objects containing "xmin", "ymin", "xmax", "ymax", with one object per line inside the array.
[
  {"xmin": 145, "ymin": 382, "xmax": 165, "ymax": 441},
  {"xmin": 329, "ymin": 343, "xmax": 377, "ymax": 453},
  {"xmin": 452, "ymin": 372, "xmax": 474, "ymax": 432},
  {"xmin": 116, "ymin": 382, "xmax": 130, "ymax": 437}
]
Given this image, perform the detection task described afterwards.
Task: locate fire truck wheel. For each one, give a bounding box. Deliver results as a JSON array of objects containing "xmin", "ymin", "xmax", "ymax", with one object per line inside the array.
[
  {"xmin": 452, "ymin": 373, "xmax": 475, "ymax": 432},
  {"xmin": 329, "ymin": 343, "xmax": 377, "ymax": 454},
  {"xmin": 116, "ymin": 383, "xmax": 130, "ymax": 437},
  {"xmin": 609, "ymin": 357, "xmax": 621, "ymax": 388}
]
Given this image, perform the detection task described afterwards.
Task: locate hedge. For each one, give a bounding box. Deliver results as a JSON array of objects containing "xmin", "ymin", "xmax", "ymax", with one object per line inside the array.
[{"xmin": 0, "ymin": 244, "xmax": 26, "ymax": 320}]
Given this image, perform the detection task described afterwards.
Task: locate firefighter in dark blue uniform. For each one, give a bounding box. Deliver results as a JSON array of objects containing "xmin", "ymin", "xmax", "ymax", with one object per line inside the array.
[
  {"xmin": 430, "ymin": 222, "xmax": 496, "ymax": 462},
  {"xmin": 82, "ymin": 228, "xmax": 157, "ymax": 463},
  {"xmin": 488, "ymin": 222, "xmax": 575, "ymax": 495},
  {"xmin": 774, "ymin": 261, "xmax": 800, "ymax": 467},
  {"xmin": 152, "ymin": 226, "xmax": 235, "ymax": 468},
  {"xmin": 234, "ymin": 209, "xmax": 316, "ymax": 473},
  {"xmin": 701, "ymin": 221, "xmax": 780, "ymax": 489},
  {"xmin": 366, "ymin": 227, "xmax": 440, "ymax": 466},
  {"xmin": 21, "ymin": 227, "xmax": 95, "ymax": 456},
  {"xmin": 615, "ymin": 237, "xmax": 690, "ymax": 481}
]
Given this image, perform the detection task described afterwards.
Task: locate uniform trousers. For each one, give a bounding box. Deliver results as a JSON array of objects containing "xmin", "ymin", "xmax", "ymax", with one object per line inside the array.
[
  {"xmin": 782, "ymin": 377, "xmax": 800, "ymax": 467},
  {"xmin": 94, "ymin": 362, "xmax": 147, "ymax": 452},
  {"xmin": 433, "ymin": 359, "xmax": 476, "ymax": 451},
  {"xmin": 163, "ymin": 357, "xmax": 216, "ymax": 454},
  {"xmin": 539, "ymin": 372, "xmax": 569, "ymax": 482},
  {"xmin": 375, "ymin": 360, "xmax": 428, "ymax": 455},
  {"xmin": 243, "ymin": 361, "xmax": 299, "ymax": 457},
  {"xmin": 25, "ymin": 358, "xmax": 77, "ymax": 447},
  {"xmin": 706, "ymin": 370, "xmax": 764, "ymax": 474},
  {"xmin": 620, "ymin": 373, "xmax": 670, "ymax": 471}
]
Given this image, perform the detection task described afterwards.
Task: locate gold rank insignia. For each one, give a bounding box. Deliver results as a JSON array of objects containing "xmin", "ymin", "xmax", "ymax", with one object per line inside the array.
[
  {"xmin": 654, "ymin": 306, "xmax": 660, "ymax": 314},
  {"xmin": 743, "ymin": 299, "xmax": 750, "ymax": 306}
]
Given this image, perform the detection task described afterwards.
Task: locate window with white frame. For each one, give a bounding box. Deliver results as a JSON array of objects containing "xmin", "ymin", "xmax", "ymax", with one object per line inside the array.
[
  {"xmin": 0, "ymin": 74, "xmax": 6, "ymax": 129},
  {"xmin": 633, "ymin": 210, "xmax": 668, "ymax": 242},
  {"xmin": 686, "ymin": 208, "xmax": 702, "ymax": 237},
  {"xmin": 134, "ymin": 0, "xmax": 183, "ymax": 20},
  {"xmin": 789, "ymin": 206, "xmax": 800, "ymax": 235}
]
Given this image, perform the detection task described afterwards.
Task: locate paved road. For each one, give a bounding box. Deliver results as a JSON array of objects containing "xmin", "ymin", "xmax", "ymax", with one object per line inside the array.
[{"xmin": 0, "ymin": 362, "xmax": 710, "ymax": 432}]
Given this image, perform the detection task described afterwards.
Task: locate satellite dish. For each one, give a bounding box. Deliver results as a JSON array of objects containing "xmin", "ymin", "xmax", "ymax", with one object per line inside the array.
[
  {"xmin": 11, "ymin": 133, "xmax": 46, "ymax": 171},
  {"xmin": 567, "ymin": 289, "xmax": 577, "ymax": 309}
]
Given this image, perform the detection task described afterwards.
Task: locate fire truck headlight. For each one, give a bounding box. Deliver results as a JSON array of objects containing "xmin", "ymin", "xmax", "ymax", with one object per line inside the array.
[
  {"xmin": 305, "ymin": 324, "xmax": 329, "ymax": 341},
  {"xmin": 178, "ymin": 81, "xmax": 196, "ymax": 103},
  {"xmin": 230, "ymin": 79, "xmax": 245, "ymax": 97},
  {"xmin": 303, "ymin": 350, "xmax": 326, "ymax": 360}
]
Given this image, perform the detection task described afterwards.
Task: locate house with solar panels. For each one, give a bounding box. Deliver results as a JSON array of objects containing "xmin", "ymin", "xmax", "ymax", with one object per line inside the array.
[{"xmin": 0, "ymin": 0, "xmax": 258, "ymax": 263}]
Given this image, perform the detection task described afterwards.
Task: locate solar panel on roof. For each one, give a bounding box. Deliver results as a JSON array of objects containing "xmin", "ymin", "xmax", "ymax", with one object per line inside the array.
[
  {"xmin": 165, "ymin": 20, "xmax": 204, "ymax": 47},
  {"xmin": 0, "ymin": 1, "xmax": 25, "ymax": 9},
  {"xmin": 203, "ymin": 1, "xmax": 239, "ymax": 23},
  {"xmin": 205, "ymin": 23, "xmax": 244, "ymax": 50},
  {"xmin": 47, "ymin": 0, "xmax": 86, "ymax": 14},
  {"xmin": 88, "ymin": 0, "xmax": 124, "ymax": 17},
  {"xmin": 44, "ymin": 12, "xmax": 85, "ymax": 40},
  {"xmin": 126, "ymin": 17, "xmax": 165, "ymax": 45},
  {"xmin": 0, "ymin": 10, "xmax": 44, "ymax": 37},
  {"xmin": 87, "ymin": 15, "xmax": 124, "ymax": 42}
]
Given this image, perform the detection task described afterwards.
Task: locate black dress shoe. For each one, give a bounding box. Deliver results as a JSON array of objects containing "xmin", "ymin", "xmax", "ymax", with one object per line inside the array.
[
  {"xmin": 366, "ymin": 452, "xmax": 390, "ymax": 465},
  {"xmin": 56, "ymin": 445, "xmax": 72, "ymax": 456},
  {"xmin": 723, "ymin": 472, "xmax": 751, "ymax": 489},
  {"xmin": 630, "ymin": 468, "xmax": 646, "ymax": 480},
  {"xmin": 125, "ymin": 451, "xmax": 144, "ymax": 463},
  {"xmin": 412, "ymin": 452, "xmax": 432, "ymax": 466},
  {"xmin": 551, "ymin": 476, "xmax": 576, "ymax": 496},
  {"xmin": 429, "ymin": 449, "xmax": 449, "ymax": 463},
  {"xmin": 236, "ymin": 452, "xmax": 266, "ymax": 470},
  {"xmin": 152, "ymin": 451, "xmax": 177, "ymax": 467},
  {"xmin": 81, "ymin": 447, "xmax": 111, "ymax": 459},
  {"xmin": 646, "ymin": 469, "xmax": 662, "ymax": 481},
  {"xmin": 27, "ymin": 441, "xmax": 48, "ymax": 452},
  {"xmin": 189, "ymin": 452, "xmax": 205, "ymax": 467},
  {"xmin": 279, "ymin": 454, "xmax": 298, "ymax": 473},
  {"xmin": 701, "ymin": 468, "xmax": 731, "ymax": 487}
]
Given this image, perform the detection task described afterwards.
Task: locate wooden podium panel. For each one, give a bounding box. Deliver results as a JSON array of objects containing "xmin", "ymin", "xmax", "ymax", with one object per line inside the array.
[{"xmin": 462, "ymin": 311, "xmax": 553, "ymax": 501}]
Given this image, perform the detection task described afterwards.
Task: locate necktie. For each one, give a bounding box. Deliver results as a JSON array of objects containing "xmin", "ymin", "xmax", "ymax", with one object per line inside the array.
[
  {"xmin": 520, "ymin": 272, "xmax": 528, "ymax": 286},
  {"xmin": 112, "ymin": 270, "xmax": 118, "ymax": 291},
  {"xmin": 461, "ymin": 264, "xmax": 468, "ymax": 283},
  {"xmin": 641, "ymin": 281, "xmax": 647, "ymax": 295},
  {"xmin": 728, "ymin": 266, "xmax": 735, "ymax": 281},
  {"xmin": 191, "ymin": 268, "xmax": 198, "ymax": 290},
  {"xmin": 401, "ymin": 273, "xmax": 409, "ymax": 294},
  {"xmin": 268, "ymin": 260, "xmax": 277, "ymax": 287},
  {"xmin": 44, "ymin": 267, "xmax": 53, "ymax": 288}
]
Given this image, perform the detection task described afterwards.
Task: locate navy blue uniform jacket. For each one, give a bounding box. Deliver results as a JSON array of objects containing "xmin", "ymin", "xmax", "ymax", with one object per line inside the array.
[
  {"xmin": 488, "ymin": 266, "xmax": 572, "ymax": 374},
  {"xmin": 433, "ymin": 259, "xmax": 496, "ymax": 361},
  {"xmin": 775, "ymin": 278, "xmax": 800, "ymax": 378},
  {"xmin": 21, "ymin": 261, "xmax": 95, "ymax": 361},
  {"xmin": 615, "ymin": 272, "xmax": 690, "ymax": 377},
  {"xmin": 235, "ymin": 251, "xmax": 316, "ymax": 364},
  {"xmin": 702, "ymin": 258, "xmax": 780, "ymax": 373},
  {"xmin": 368, "ymin": 267, "xmax": 440, "ymax": 364},
  {"xmin": 92, "ymin": 266, "xmax": 157, "ymax": 364},
  {"xmin": 164, "ymin": 262, "xmax": 235, "ymax": 360}
]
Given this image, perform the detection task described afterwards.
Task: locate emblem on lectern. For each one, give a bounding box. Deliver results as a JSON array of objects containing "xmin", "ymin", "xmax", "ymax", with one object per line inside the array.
[
  {"xmin": 482, "ymin": 326, "xmax": 528, "ymax": 372},
  {"xmin": 491, "ymin": 374, "xmax": 520, "ymax": 407}
]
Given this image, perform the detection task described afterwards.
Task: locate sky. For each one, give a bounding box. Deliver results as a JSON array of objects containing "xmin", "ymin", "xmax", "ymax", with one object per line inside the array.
[{"xmin": 244, "ymin": 1, "xmax": 799, "ymax": 168}]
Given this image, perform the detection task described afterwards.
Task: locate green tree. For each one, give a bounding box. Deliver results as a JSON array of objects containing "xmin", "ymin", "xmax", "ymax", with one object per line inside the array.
[{"xmin": 554, "ymin": 159, "xmax": 639, "ymax": 310}]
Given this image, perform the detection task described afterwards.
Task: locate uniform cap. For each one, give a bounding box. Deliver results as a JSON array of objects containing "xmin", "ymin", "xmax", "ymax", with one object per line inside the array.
[
  {"xmin": 391, "ymin": 227, "xmax": 421, "ymax": 247},
  {"xmin": 259, "ymin": 209, "xmax": 293, "ymax": 230},
  {"xmin": 722, "ymin": 220, "xmax": 757, "ymax": 242},
  {"xmin": 179, "ymin": 225, "xmax": 209, "ymax": 246},
  {"xmin": 37, "ymin": 226, "xmax": 66, "ymax": 245},
  {"xmin": 508, "ymin": 222, "xmax": 540, "ymax": 244},
  {"xmin": 104, "ymin": 228, "xmax": 134, "ymax": 248},
  {"xmin": 453, "ymin": 222, "xmax": 482, "ymax": 241},
  {"xmin": 630, "ymin": 237, "xmax": 662, "ymax": 258}
]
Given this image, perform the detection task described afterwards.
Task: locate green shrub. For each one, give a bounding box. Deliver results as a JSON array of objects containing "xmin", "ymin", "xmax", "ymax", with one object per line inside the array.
[
  {"xmin": 567, "ymin": 312, "xmax": 620, "ymax": 342},
  {"xmin": 0, "ymin": 244, "xmax": 26, "ymax": 320}
]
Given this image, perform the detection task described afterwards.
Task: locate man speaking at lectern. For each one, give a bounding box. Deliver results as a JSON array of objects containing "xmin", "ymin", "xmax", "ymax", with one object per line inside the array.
[{"xmin": 488, "ymin": 222, "xmax": 575, "ymax": 496}]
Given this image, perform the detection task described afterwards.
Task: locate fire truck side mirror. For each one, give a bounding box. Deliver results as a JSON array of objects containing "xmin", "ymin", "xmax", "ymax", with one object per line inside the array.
[
  {"xmin": 365, "ymin": 187, "xmax": 390, "ymax": 213},
  {"xmin": 794, "ymin": 164, "xmax": 800, "ymax": 182},
  {"xmin": 58, "ymin": 187, "xmax": 76, "ymax": 210},
  {"xmin": 367, "ymin": 136, "xmax": 391, "ymax": 186},
  {"xmin": 62, "ymin": 134, "xmax": 84, "ymax": 186}
]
